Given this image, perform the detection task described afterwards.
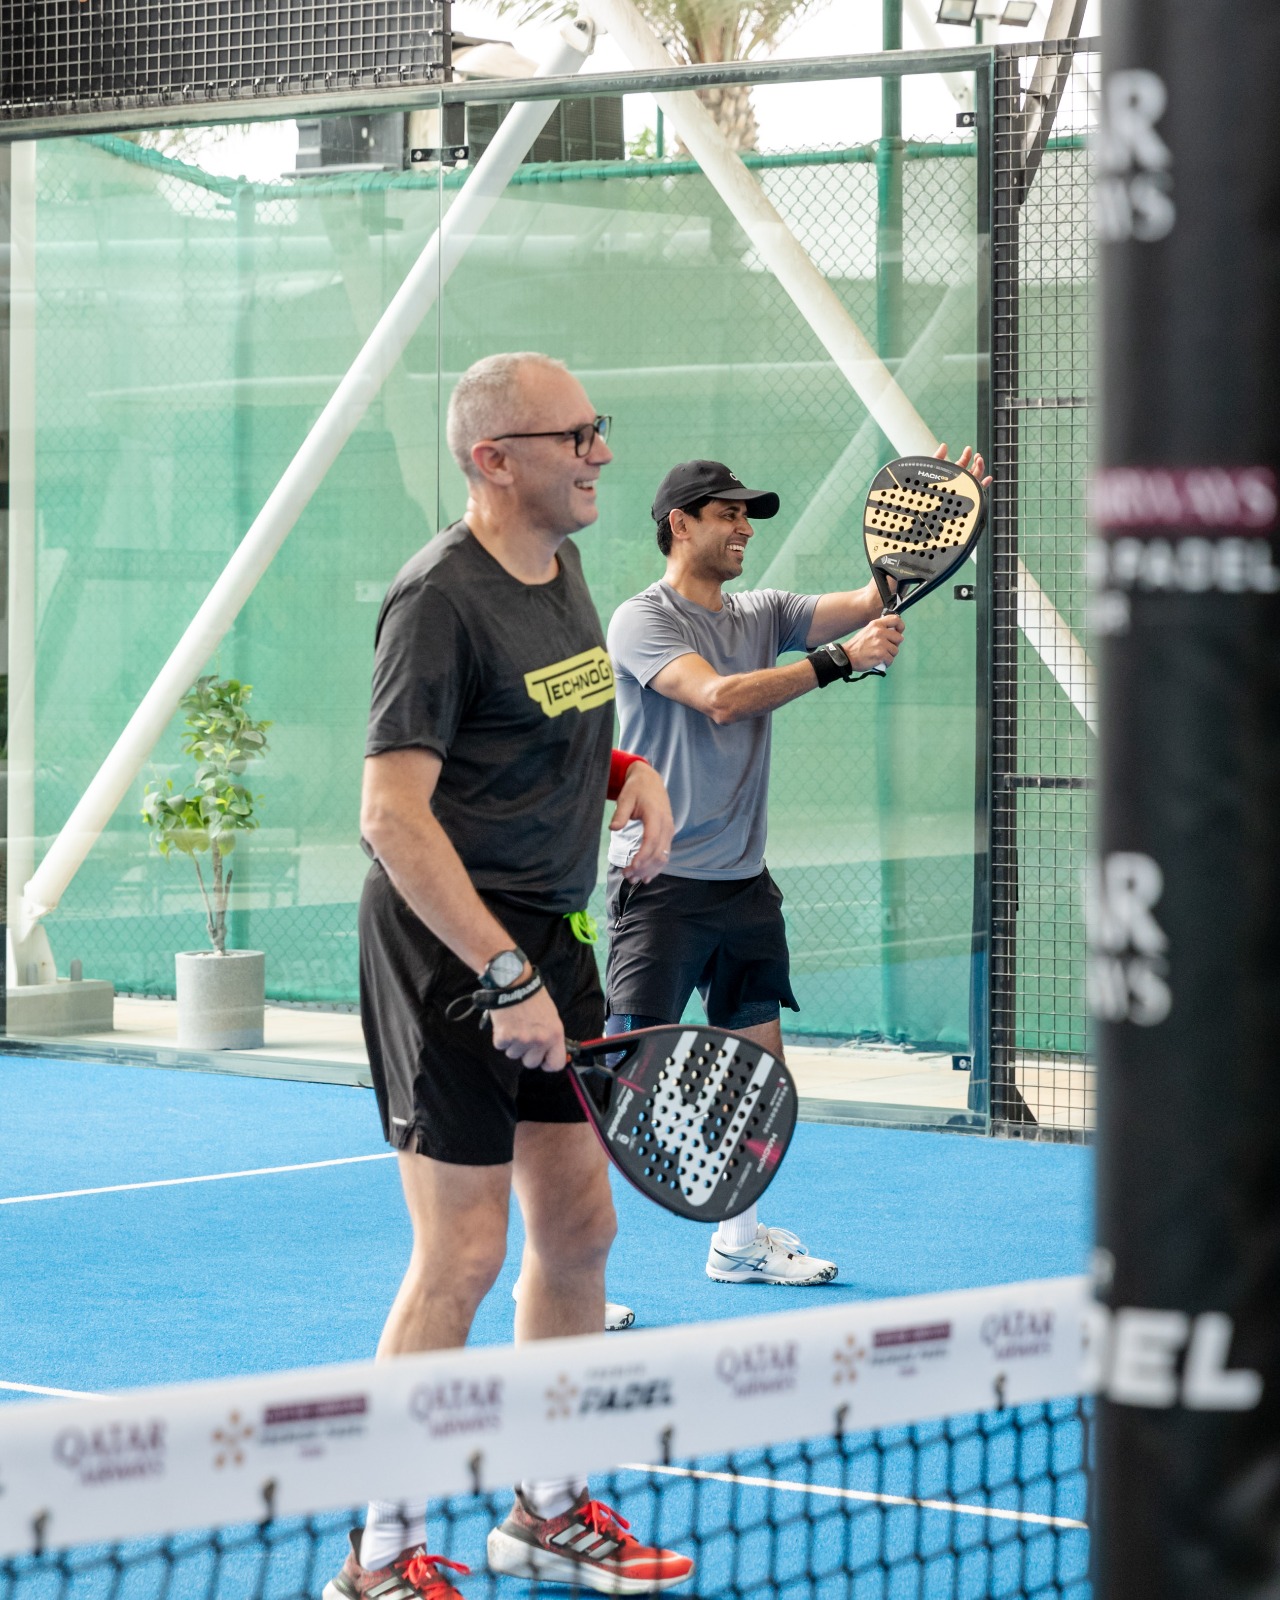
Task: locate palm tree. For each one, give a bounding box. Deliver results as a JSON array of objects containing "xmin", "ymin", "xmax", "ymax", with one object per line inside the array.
[{"xmin": 488, "ymin": 1, "xmax": 834, "ymax": 150}]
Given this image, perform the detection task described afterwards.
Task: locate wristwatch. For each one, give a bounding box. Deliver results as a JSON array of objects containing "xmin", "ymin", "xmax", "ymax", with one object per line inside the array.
[{"xmin": 478, "ymin": 948, "xmax": 529, "ymax": 990}]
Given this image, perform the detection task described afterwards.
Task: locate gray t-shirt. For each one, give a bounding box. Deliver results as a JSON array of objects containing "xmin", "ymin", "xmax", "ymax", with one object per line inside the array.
[{"xmin": 607, "ymin": 582, "xmax": 818, "ymax": 879}]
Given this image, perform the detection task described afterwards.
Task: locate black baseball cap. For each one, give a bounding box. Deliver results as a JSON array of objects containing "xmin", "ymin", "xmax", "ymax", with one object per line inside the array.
[{"xmin": 651, "ymin": 459, "xmax": 781, "ymax": 523}]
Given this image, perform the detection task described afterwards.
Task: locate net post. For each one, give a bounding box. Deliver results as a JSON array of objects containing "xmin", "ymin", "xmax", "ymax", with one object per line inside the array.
[{"xmin": 1093, "ymin": 2, "xmax": 1280, "ymax": 1591}]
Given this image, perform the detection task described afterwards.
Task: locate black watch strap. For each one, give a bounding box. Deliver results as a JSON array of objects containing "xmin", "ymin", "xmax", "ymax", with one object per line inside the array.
[{"xmin": 807, "ymin": 641, "xmax": 854, "ymax": 687}]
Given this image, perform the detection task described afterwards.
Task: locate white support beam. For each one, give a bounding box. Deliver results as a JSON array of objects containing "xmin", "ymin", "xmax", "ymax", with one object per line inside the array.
[
  {"xmin": 757, "ymin": 284, "xmax": 972, "ymax": 591},
  {"xmin": 1020, "ymin": 0, "xmax": 1090, "ymax": 190},
  {"xmin": 19, "ymin": 19, "xmax": 597, "ymax": 939},
  {"xmin": 904, "ymin": 0, "xmax": 974, "ymax": 109}
]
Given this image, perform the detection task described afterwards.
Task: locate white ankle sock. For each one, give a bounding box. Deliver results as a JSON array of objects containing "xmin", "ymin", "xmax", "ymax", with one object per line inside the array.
[
  {"xmin": 360, "ymin": 1500, "xmax": 427, "ymax": 1570},
  {"xmin": 715, "ymin": 1204, "xmax": 759, "ymax": 1250},
  {"xmin": 519, "ymin": 1477, "xmax": 587, "ymax": 1520}
]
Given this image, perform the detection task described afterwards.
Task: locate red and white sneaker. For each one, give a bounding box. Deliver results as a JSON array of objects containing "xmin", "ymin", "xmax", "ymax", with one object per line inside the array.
[
  {"xmin": 486, "ymin": 1490, "xmax": 693, "ymax": 1594},
  {"xmin": 323, "ymin": 1532, "xmax": 469, "ymax": 1600}
]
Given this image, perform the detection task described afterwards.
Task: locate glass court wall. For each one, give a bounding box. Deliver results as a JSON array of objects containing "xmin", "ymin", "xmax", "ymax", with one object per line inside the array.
[{"xmin": 2, "ymin": 51, "xmax": 996, "ymax": 1122}]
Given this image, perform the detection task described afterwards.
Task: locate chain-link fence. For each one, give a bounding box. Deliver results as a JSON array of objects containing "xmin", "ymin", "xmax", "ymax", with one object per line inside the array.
[
  {"xmin": 989, "ymin": 41, "xmax": 1097, "ymax": 1139},
  {"xmin": 1, "ymin": 2, "xmax": 450, "ymax": 127},
  {"xmin": 19, "ymin": 80, "xmax": 984, "ymax": 1053},
  {"xmin": 7, "ymin": 46, "xmax": 1101, "ymax": 1113}
]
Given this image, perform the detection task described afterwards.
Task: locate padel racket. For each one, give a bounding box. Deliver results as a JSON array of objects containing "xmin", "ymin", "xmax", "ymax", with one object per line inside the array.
[
  {"xmin": 863, "ymin": 454, "xmax": 988, "ymax": 616},
  {"xmin": 567, "ymin": 1025, "xmax": 797, "ymax": 1223}
]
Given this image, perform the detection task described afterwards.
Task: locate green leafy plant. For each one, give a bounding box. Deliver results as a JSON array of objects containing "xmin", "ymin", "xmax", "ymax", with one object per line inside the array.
[{"xmin": 141, "ymin": 676, "xmax": 271, "ymax": 955}]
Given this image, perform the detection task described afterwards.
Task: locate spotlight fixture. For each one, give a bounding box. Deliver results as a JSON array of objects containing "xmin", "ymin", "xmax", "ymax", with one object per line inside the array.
[
  {"xmin": 935, "ymin": 0, "xmax": 977, "ymax": 22},
  {"xmin": 1001, "ymin": 0, "xmax": 1038, "ymax": 22}
]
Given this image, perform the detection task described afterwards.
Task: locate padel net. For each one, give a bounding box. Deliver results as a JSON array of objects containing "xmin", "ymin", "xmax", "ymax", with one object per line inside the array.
[{"xmin": 0, "ymin": 1276, "xmax": 1093, "ymax": 1598}]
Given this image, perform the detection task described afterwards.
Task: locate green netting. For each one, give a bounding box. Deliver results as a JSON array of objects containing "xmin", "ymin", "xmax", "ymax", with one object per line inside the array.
[{"xmin": 26, "ymin": 102, "xmax": 985, "ymax": 1047}]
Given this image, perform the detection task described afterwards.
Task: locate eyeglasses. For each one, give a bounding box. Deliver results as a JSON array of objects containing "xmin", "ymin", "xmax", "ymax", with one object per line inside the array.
[{"xmin": 491, "ymin": 415, "xmax": 611, "ymax": 458}]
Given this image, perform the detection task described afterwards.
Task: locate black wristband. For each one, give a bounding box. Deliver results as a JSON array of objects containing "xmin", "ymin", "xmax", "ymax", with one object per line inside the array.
[
  {"xmin": 481, "ymin": 969, "xmax": 545, "ymax": 1009},
  {"xmin": 807, "ymin": 641, "xmax": 854, "ymax": 687},
  {"xmin": 445, "ymin": 966, "xmax": 545, "ymax": 1025}
]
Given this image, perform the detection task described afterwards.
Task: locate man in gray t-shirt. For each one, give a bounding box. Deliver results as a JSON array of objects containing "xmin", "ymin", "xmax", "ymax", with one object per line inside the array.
[{"xmin": 606, "ymin": 453, "xmax": 978, "ymax": 1290}]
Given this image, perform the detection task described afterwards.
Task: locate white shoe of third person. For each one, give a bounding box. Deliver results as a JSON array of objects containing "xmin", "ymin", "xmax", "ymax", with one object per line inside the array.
[
  {"xmin": 705, "ymin": 1225, "xmax": 838, "ymax": 1286},
  {"xmin": 511, "ymin": 1278, "xmax": 635, "ymax": 1331}
]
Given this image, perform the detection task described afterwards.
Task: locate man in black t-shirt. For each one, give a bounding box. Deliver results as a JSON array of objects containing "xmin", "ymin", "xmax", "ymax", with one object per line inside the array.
[{"xmin": 326, "ymin": 353, "xmax": 690, "ymax": 1600}]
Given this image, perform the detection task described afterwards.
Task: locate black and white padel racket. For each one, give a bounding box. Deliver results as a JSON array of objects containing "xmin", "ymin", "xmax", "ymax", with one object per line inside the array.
[
  {"xmin": 568, "ymin": 1026, "xmax": 797, "ymax": 1223},
  {"xmin": 863, "ymin": 454, "xmax": 988, "ymax": 612}
]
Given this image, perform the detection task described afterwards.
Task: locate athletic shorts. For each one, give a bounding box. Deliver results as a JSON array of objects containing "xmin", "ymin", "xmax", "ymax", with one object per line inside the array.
[
  {"xmin": 604, "ymin": 866, "xmax": 799, "ymax": 1028},
  {"xmin": 358, "ymin": 863, "xmax": 601, "ymax": 1165}
]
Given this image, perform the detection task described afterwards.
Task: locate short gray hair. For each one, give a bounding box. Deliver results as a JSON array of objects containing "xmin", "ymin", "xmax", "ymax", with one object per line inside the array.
[{"xmin": 446, "ymin": 352, "xmax": 568, "ymax": 479}]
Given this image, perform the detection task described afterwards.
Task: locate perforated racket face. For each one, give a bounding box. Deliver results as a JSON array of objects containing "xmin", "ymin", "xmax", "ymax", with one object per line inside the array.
[
  {"xmin": 568, "ymin": 1026, "xmax": 796, "ymax": 1223},
  {"xmin": 863, "ymin": 455, "xmax": 988, "ymax": 612}
]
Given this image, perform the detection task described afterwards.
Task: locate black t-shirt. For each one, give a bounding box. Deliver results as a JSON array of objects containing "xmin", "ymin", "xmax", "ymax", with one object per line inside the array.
[{"xmin": 365, "ymin": 522, "xmax": 615, "ymax": 912}]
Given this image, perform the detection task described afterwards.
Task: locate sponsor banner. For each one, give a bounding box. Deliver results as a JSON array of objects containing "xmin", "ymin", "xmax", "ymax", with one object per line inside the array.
[{"xmin": 0, "ymin": 1276, "xmax": 1090, "ymax": 1559}]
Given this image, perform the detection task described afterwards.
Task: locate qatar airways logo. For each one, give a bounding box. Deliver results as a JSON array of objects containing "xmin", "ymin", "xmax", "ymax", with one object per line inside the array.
[
  {"xmin": 1087, "ymin": 853, "xmax": 1171, "ymax": 1027},
  {"xmin": 1095, "ymin": 69, "xmax": 1175, "ymax": 242},
  {"xmin": 54, "ymin": 1420, "xmax": 167, "ymax": 1486}
]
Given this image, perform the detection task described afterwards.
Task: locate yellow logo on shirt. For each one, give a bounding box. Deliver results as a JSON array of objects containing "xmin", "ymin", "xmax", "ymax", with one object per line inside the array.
[{"xmin": 525, "ymin": 647, "xmax": 615, "ymax": 718}]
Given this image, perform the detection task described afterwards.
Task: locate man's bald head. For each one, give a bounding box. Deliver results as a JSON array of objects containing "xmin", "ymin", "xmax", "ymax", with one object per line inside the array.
[{"xmin": 446, "ymin": 352, "xmax": 569, "ymax": 479}]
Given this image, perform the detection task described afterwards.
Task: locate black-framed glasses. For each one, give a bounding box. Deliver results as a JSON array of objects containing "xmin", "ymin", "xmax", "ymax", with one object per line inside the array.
[{"xmin": 491, "ymin": 414, "xmax": 611, "ymax": 458}]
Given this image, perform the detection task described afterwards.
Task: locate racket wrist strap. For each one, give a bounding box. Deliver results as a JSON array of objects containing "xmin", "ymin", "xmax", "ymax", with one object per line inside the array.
[
  {"xmin": 608, "ymin": 748, "xmax": 649, "ymax": 799},
  {"xmin": 445, "ymin": 967, "xmax": 545, "ymax": 1024},
  {"xmin": 807, "ymin": 641, "xmax": 855, "ymax": 687}
]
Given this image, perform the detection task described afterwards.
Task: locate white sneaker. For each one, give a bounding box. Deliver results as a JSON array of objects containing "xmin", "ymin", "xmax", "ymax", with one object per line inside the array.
[
  {"xmin": 706, "ymin": 1225, "xmax": 838, "ymax": 1286},
  {"xmin": 510, "ymin": 1279, "xmax": 635, "ymax": 1331}
]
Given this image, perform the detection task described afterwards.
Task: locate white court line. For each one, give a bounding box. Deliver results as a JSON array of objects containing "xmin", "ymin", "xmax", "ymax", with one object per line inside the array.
[
  {"xmin": 0, "ymin": 1152, "xmax": 397, "ymax": 1206},
  {"xmin": 0, "ymin": 1380, "xmax": 107, "ymax": 1400},
  {"xmin": 625, "ymin": 1464, "xmax": 1088, "ymax": 1531}
]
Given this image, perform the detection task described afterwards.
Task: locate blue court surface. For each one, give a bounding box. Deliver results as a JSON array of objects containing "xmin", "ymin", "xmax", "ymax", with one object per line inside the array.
[
  {"xmin": 0, "ymin": 1054, "xmax": 1092, "ymax": 1400},
  {"xmin": 1, "ymin": 1055, "xmax": 1093, "ymax": 1595}
]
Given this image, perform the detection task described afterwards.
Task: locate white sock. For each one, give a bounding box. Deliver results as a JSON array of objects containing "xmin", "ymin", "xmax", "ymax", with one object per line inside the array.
[
  {"xmin": 519, "ymin": 1477, "xmax": 587, "ymax": 1520},
  {"xmin": 360, "ymin": 1500, "xmax": 427, "ymax": 1570},
  {"xmin": 715, "ymin": 1203, "xmax": 760, "ymax": 1250}
]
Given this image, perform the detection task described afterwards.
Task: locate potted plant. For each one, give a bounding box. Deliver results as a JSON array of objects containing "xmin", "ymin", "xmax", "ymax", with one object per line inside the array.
[{"xmin": 142, "ymin": 675, "xmax": 271, "ymax": 1049}]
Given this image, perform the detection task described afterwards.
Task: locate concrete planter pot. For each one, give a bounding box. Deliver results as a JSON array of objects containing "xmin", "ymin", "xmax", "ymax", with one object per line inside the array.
[{"xmin": 175, "ymin": 950, "xmax": 265, "ymax": 1050}]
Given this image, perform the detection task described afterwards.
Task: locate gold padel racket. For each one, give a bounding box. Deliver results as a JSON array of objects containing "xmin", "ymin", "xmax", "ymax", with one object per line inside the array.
[{"xmin": 863, "ymin": 454, "xmax": 988, "ymax": 617}]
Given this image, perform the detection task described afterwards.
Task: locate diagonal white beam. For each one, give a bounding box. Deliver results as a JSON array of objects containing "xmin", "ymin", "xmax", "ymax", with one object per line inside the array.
[
  {"xmin": 903, "ymin": 0, "xmax": 974, "ymax": 108},
  {"xmin": 584, "ymin": 0, "xmax": 1094, "ymax": 733},
  {"xmin": 757, "ymin": 283, "xmax": 972, "ymax": 591},
  {"xmin": 18, "ymin": 20, "xmax": 597, "ymax": 941}
]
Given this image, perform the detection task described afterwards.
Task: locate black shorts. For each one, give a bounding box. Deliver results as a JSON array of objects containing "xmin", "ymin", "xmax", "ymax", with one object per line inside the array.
[
  {"xmin": 604, "ymin": 866, "xmax": 798, "ymax": 1028},
  {"xmin": 358, "ymin": 864, "xmax": 601, "ymax": 1165}
]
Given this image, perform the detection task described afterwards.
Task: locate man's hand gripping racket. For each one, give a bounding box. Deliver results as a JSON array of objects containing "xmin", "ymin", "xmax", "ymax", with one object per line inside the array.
[
  {"xmin": 449, "ymin": 987, "xmax": 796, "ymax": 1221},
  {"xmin": 859, "ymin": 445, "xmax": 991, "ymax": 677}
]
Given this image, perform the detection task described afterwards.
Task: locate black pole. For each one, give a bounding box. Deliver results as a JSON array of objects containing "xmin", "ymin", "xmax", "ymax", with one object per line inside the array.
[{"xmin": 1093, "ymin": 4, "xmax": 1280, "ymax": 1595}]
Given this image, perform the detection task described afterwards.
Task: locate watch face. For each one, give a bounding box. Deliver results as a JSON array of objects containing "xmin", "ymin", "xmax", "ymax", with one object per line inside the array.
[{"xmin": 483, "ymin": 950, "xmax": 525, "ymax": 989}]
